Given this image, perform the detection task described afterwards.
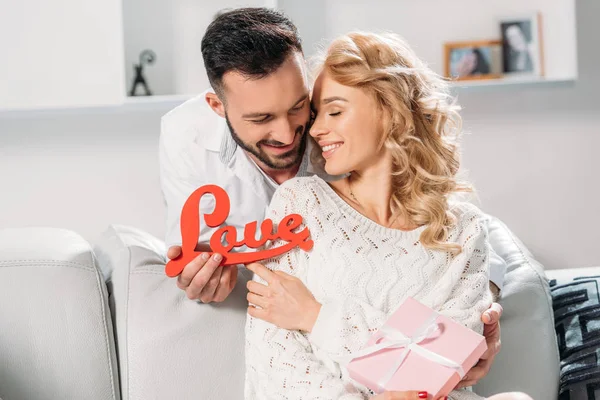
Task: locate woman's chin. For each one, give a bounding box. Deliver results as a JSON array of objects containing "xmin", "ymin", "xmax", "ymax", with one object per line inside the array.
[{"xmin": 324, "ymin": 162, "xmax": 350, "ymax": 177}]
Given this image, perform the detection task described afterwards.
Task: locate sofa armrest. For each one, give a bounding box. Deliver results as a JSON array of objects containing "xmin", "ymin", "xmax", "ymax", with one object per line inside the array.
[
  {"xmin": 94, "ymin": 224, "xmax": 251, "ymax": 400},
  {"xmin": 473, "ymin": 215, "xmax": 560, "ymax": 400},
  {"xmin": 0, "ymin": 227, "xmax": 120, "ymax": 400}
]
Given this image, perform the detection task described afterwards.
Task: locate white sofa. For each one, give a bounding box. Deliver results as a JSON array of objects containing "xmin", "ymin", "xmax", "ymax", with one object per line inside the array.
[{"xmin": 0, "ymin": 215, "xmax": 563, "ymax": 400}]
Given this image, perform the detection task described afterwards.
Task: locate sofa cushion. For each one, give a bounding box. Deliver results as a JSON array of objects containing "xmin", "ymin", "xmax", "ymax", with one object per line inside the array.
[
  {"xmin": 0, "ymin": 227, "xmax": 120, "ymax": 400},
  {"xmin": 93, "ymin": 224, "xmax": 251, "ymax": 400},
  {"xmin": 473, "ymin": 215, "xmax": 560, "ymax": 400},
  {"xmin": 546, "ymin": 267, "xmax": 600, "ymax": 400}
]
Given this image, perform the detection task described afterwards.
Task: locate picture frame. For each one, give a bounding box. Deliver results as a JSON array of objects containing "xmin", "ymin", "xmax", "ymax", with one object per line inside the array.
[
  {"xmin": 499, "ymin": 12, "xmax": 545, "ymax": 77},
  {"xmin": 444, "ymin": 40, "xmax": 503, "ymax": 81}
]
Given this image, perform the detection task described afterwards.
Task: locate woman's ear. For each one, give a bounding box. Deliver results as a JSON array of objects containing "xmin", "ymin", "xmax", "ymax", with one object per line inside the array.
[{"xmin": 205, "ymin": 92, "xmax": 226, "ymax": 118}]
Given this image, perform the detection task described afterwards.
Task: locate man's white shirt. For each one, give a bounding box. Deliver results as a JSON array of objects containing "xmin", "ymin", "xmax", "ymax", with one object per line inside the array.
[{"xmin": 159, "ymin": 89, "xmax": 506, "ymax": 289}]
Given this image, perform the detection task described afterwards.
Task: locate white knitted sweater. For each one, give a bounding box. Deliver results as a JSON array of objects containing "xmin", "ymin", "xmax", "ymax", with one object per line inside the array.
[{"xmin": 244, "ymin": 176, "xmax": 492, "ymax": 400}]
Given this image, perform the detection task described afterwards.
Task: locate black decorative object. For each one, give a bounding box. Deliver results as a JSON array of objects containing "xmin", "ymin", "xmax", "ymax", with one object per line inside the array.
[
  {"xmin": 550, "ymin": 272, "xmax": 600, "ymax": 400},
  {"xmin": 129, "ymin": 49, "xmax": 156, "ymax": 96}
]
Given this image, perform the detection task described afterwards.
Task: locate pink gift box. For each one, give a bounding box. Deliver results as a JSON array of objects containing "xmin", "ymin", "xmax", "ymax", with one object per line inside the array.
[{"xmin": 347, "ymin": 297, "xmax": 487, "ymax": 399}]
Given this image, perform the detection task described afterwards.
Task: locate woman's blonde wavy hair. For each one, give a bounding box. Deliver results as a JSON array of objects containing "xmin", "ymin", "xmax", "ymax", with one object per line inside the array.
[{"xmin": 311, "ymin": 31, "xmax": 472, "ymax": 254}]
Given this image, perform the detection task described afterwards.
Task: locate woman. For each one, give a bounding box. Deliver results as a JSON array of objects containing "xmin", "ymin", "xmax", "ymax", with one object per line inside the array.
[{"xmin": 244, "ymin": 31, "xmax": 530, "ymax": 400}]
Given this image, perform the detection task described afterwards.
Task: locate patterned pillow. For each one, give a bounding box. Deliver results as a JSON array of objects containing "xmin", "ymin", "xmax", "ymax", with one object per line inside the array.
[{"xmin": 549, "ymin": 273, "xmax": 600, "ymax": 400}]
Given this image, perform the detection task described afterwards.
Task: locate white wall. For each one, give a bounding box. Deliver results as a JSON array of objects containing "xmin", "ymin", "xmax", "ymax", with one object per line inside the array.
[
  {"xmin": 0, "ymin": 0, "xmax": 598, "ymax": 269},
  {"xmin": 0, "ymin": 107, "xmax": 168, "ymax": 245},
  {"xmin": 440, "ymin": 0, "xmax": 599, "ymax": 271},
  {"xmin": 0, "ymin": 0, "xmax": 125, "ymax": 110}
]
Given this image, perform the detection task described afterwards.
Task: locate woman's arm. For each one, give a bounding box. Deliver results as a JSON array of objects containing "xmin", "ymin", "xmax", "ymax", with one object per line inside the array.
[
  {"xmin": 246, "ymin": 259, "xmax": 388, "ymax": 362},
  {"xmin": 245, "ymin": 296, "xmax": 366, "ymax": 399},
  {"xmin": 436, "ymin": 208, "xmax": 493, "ymax": 333},
  {"xmin": 245, "ymin": 179, "xmax": 366, "ymax": 399}
]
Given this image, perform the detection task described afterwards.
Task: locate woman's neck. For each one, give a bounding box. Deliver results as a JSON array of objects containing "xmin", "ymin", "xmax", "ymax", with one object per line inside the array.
[
  {"xmin": 347, "ymin": 156, "xmax": 395, "ymax": 227},
  {"xmin": 344, "ymin": 152, "xmax": 418, "ymax": 231}
]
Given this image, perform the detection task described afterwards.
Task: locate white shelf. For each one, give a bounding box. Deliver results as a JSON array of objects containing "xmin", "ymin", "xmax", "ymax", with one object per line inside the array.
[
  {"xmin": 117, "ymin": 94, "xmax": 195, "ymax": 111},
  {"xmin": 449, "ymin": 76, "xmax": 576, "ymax": 90},
  {"xmin": 124, "ymin": 94, "xmax": 195, "ymax": 104},
  {"xmin": 0, "ymin": 94, "xmax": 195, "ymax": 118}
]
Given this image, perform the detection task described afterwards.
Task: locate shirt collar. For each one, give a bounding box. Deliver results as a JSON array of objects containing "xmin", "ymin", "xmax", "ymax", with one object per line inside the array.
[
  {"xmin": 219, "ymin": 120, "xmax": 237, "ymax": 164},
  {"xmin": 199, "ymin": 89, "xmax": 235, "ymax": 158}
]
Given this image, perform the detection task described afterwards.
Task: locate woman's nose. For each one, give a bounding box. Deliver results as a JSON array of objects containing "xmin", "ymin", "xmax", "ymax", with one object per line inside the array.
[{"xmin": 309, "ymin": 115, "xmax": 328, "ymax": 138}]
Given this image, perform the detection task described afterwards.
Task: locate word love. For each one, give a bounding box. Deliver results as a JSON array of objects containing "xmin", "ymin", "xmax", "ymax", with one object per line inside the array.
[{"xmin": 165, "ymin": 184, "xmax": 313, "ymax": 277}]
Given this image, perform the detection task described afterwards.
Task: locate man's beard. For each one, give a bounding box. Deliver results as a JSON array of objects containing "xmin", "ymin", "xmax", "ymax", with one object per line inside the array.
[{"xmin": 225, "ymin": 114, "xmax": 308, "ymax": 170}]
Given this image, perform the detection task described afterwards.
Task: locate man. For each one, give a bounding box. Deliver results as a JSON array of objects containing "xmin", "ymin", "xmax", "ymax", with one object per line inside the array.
[{"xmin": 159, "ymin": 7, "xmax": 505, "ymax": 389}]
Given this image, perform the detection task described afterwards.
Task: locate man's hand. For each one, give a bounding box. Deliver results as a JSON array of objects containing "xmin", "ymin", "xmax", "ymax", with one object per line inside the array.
[
  {"xmin": 167, "ymin": 245, "xmax": 237, "ymax": 303},
  {"xmin": 455, "ymin": 302, "xmax": 503, "ymax": 389}
]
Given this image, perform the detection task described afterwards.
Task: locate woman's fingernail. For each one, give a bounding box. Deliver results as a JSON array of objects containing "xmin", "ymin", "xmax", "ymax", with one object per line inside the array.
[
  {"xmin": 213, "ymin": 254, "xmax": 222, "ymax": 261},
  {"xmin": 201, "ymin": 253, "xmax": 209, "ymax": 260},
  {"xmin": 418, "ymin": 392, "xmax": 428, "ymax": 399}
]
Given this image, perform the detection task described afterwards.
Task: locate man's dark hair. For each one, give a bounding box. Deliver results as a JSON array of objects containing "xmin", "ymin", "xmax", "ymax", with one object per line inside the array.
[{"xmin": 201, "ymin": 7, "xmax": 303, "ymax": 97}]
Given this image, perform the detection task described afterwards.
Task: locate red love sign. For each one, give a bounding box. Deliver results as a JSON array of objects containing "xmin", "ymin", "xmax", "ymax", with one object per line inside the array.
[{"xmin": 165, "ymin": 184, "xmax": 314, "ymax": 277}]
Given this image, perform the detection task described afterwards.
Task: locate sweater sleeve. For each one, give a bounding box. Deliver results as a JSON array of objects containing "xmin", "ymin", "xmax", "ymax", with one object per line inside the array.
[
  {"xmin": 437, "ymin": 208, "xmax": 493, "ymax": 334},
  {"xmin": 309, "ymin": 297, "xmax": 388, "ymax": 363},
  {"xmin": 244, "ymin": 179, "xmax": 366, "ymax": 399},
  {"xmin": 441, "ymin": 208, "xmax": 492, "ymax": 400}
]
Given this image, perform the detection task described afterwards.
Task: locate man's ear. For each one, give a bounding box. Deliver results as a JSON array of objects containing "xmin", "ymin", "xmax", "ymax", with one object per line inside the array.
[{"xmin": 205, "ymin": 92, "xmax": 226, "ymax": 118}]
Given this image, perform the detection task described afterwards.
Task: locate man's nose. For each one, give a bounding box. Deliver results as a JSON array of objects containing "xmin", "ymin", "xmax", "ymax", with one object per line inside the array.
[{"xmin": 271, "ymin": 117, "xmax": 297, "ymax": 145}]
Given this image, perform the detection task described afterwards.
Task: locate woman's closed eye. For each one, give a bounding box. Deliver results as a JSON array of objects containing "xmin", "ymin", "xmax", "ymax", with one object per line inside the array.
[{"xmin": 329, "ymin": 111, "xmax": 342, "ymax": 117}]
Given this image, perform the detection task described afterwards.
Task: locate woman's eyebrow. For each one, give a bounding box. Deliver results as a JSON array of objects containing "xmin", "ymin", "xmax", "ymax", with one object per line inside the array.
[{"xmin": 322, "ymin": 96, "xmax": 348, "ymax": 104}]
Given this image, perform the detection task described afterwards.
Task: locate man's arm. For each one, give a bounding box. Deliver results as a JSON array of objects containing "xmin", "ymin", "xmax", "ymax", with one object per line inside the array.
[
  {"xmin": 159, "ymin": 116, "xmax": 218, "ymax": 248},
  {"xmin": 159, "ymin": 115, "xmax": 237, "ymax": 303}
]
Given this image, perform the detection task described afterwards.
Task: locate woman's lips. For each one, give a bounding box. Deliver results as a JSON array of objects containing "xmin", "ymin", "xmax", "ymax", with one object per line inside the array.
[{"xmin": 320, "ymin": 142, "xmax": 343, "ymax": 159}]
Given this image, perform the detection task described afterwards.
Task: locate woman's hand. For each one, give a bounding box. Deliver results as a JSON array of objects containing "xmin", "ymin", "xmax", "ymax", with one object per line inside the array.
[
  {"xmin": 246, "ymin": 262, "xmax": 321, "ymax": 332},
  {"xmin": 371, "ymin": 391, "xmax": 435, "ymax": 400}
]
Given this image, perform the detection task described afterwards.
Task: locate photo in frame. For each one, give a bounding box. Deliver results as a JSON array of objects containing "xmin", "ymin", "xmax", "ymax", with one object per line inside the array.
[
  {"xmin": 499, "ymin": 12, "xmax": 545, "ymax": 77},
  {"xmin": 444, "ymin": 40, "xmax": 503, "ymax": 81}
]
